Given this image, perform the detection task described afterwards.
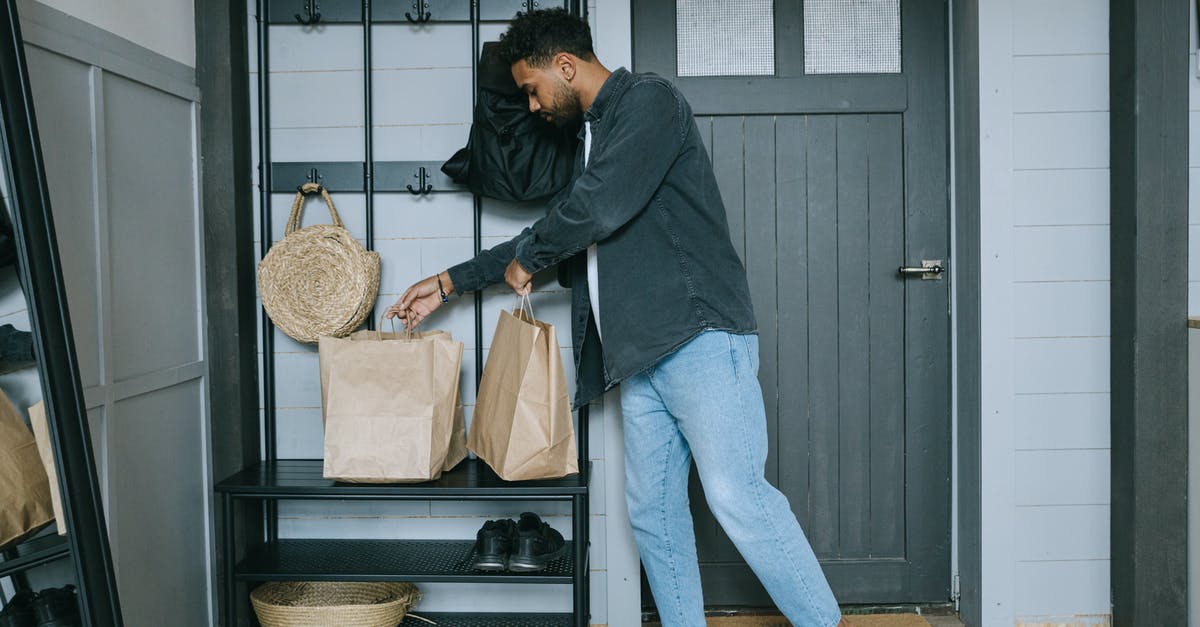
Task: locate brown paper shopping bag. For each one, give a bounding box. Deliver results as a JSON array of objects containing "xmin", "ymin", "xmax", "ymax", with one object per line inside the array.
[
  {"xmin": 470, "ymin": 296, "xmax": 578, "ymax": 481},
  {"xmin": 27, "ymin": 402, "xmax": 65, "ymax": 535},
  {"xmin": 318, "ymin": 321, "xmax": 467, "ymax": 483},
  {"xmin": 0, "ymin": 389, "xmax": 55, "ymax": 549}
]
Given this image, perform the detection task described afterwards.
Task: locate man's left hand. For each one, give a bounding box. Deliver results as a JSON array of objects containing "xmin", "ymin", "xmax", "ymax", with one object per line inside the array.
[{"xmin": 505, "ymin": 259, "xmax": 533, "ymax": 296}]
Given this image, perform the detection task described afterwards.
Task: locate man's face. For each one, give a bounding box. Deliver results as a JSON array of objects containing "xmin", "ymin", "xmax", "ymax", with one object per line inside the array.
[{"xmin": 512, "ymin": 58, "xmax": 582, "ymax": 128}]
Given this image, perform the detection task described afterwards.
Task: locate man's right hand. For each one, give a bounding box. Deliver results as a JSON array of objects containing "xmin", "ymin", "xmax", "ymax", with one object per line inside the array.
[{"xmin": 385, "ymin": 272, "xmax": 454, "ymax": 327}]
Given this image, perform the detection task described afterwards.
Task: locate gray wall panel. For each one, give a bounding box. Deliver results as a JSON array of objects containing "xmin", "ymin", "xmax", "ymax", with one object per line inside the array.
[
  {"xmin": 103, "ymin": 73, "xmax": 200, "ymax": 382},
  {"xmin": 23, "ymin": 46, "xmax": 103, "ymax": 388},
  {"xmin": 110, "ymin": 381, "xmax": 208, "ymax": 626},
  {"xmin": 15, "ymin": 7, "xmax": 210, "ymax": 621}
]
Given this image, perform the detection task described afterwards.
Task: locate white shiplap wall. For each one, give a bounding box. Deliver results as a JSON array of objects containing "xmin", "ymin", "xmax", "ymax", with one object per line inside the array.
[
  {"xmin": 248, "ymin": 8, "xmax": 639, "ymax": 624},
  {"xmin": 981, "ymin": 0, "xmax": 1112, "ymax": 623}
]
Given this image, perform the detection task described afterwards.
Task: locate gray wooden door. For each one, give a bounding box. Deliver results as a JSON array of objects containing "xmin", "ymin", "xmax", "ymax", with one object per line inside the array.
[{"xmin": 633, "ymin": 0, "xmax": 951, "ymax": 605}]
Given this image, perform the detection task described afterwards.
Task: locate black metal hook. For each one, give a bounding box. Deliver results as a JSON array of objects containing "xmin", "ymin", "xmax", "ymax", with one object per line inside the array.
[
  {"xmin": 296, "ymin": 167, "xmax": 324, "ymax": 192},
  {"xmin": 295, "ymin": 0, "xmax": 321, "ymax": 25},
  {"xmin": 406, "ymin": 166, "xmax": 434, "ymax": 195},
  {"xmin": 405, "ymin": 0, "xmax": 431, "ymax": 23}
]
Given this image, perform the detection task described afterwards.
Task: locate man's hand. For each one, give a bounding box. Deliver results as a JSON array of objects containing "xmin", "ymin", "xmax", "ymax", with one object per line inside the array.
[
  {"xmin": 505, "ymin": 259, "xmax": 533, "ymax": 296},
  {"xmin": 385, "ymin": 272, "xmax": 454, "ymax": 327}
]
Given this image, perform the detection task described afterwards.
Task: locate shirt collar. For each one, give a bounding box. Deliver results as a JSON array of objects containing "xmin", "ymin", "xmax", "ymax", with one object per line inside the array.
[{"xmin": 584, "ymin": 67, "xmax": 631, "ymax": 125}]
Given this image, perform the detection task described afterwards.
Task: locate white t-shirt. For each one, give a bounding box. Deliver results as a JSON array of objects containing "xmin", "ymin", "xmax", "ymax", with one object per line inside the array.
[{"xmin": 584, "ymin": 121, "xmax": 601, "ymax": 340}]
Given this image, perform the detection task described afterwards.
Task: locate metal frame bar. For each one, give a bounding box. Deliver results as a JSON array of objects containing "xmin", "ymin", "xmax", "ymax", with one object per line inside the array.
[
  {"xmin": 363, "ymin": 0, "xmax": 375, "ymax": 331},
  {"xmin": 472, "ymin": 0, "xmax": 484, "ymax": 389},
  {"xmin": 0, "ymin": 539, "xmax": 71, "ymax": 581},
  {"xmin": 255, "ymin": 0, "xmax": 280, "ymax": 551},
  {"xmin": 0, "ymin": 0, "xmax": 122, "ymax": 623},
  {"xmin": 222, "ymin": 492, "xmax": 237, "ymax": 627},
  {"xmin": 217, "ymin": 459, "xmax": 592, "ymax": 498}
]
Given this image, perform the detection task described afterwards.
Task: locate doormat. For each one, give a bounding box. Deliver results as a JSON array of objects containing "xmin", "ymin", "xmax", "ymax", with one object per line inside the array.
[{"xmin": 642, "ymin": 614, "xmax": 930, "ymax": 626}]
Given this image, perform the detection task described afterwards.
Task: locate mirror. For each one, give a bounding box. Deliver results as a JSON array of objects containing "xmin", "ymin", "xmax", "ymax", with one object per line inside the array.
[{"xmin": 0, "ymin": 0, "xmax": 122, "ymax": 624}]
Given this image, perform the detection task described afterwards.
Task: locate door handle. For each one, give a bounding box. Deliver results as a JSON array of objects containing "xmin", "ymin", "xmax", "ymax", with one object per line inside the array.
[{"xmin": 898, "ymin": 260, "xmax": 945, "ymax": 280}]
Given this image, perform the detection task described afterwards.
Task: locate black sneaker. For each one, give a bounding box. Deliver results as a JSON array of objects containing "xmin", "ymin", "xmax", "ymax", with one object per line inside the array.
[
  {"xmin": 32, "ymin": 586, "xmax": 79, "ymax": 627},
  {"xmin": 0, "ymin": 591, "xmax": 36, "ymax": 627},
  {"xmin": 508, "ymin": 512, "xmax": 566, "ymax": 572},
  {"xmin": 471, "ymin": 518, "xmax": 517, "ymax": 571}
]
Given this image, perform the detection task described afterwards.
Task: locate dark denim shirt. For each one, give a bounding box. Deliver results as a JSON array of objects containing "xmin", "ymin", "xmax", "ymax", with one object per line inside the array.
[{"xmin": 448, "ymin": 68, "xmax": 756, "ymax": 407}]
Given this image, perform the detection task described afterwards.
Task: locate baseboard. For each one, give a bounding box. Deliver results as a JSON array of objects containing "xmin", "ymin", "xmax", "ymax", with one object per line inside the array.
[{"xmin": 1015, "ymin": 615, "xmax": 1111, "ymax": 627}]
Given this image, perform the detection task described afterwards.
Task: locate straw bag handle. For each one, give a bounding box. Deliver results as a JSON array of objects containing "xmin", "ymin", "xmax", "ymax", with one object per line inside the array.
[{"xmin": 286, "ymin": 183, "xmax": 344, "ymax": 235}]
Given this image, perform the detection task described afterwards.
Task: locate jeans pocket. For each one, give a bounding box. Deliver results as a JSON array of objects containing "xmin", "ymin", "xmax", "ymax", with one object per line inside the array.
[
  {"xmin": 743, "ymin": 333, "xmax": 759, "ymax": 375},
  {"xmin": 726, "ymin": 332, "xmax": 741, "ymax": 381}
]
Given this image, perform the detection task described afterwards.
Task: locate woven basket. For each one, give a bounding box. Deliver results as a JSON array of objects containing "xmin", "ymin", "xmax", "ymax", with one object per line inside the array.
[
  {"xmin": 250, "ymin": 581, "xmax": 420, "ymax": 627},
  {"xmin": 258, "ymin": 183, "xmax": 381, "ymax": 343}
]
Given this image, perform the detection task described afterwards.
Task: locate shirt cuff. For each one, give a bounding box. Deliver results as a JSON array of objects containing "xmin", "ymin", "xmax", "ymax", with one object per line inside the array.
[
  {"xmin": 446, "ymin": 260, "xmax": 482, "ymax": 295},
  {"xmin": 514, "ymin": 237, "xmax": 547, "ymax": 275}
]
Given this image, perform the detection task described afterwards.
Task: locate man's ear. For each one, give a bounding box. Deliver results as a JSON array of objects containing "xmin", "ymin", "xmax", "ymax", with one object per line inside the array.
[{"xmin": 555, "ymin": 52, "xmax": 576, "ymax": 81}]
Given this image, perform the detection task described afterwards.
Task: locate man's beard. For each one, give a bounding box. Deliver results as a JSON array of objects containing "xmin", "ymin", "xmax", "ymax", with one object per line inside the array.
[{"xmin": 542, "ymin": 79, "xmax": 582, "ymax": 128}]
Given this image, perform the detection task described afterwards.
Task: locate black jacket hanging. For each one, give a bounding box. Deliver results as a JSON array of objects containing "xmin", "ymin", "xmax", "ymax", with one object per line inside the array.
[{"xmin": 442, "ymin": 41, "xmax": 578, "ymax": 203}]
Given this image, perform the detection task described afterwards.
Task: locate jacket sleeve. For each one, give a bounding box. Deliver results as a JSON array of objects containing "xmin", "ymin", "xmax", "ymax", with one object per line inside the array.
[
  {"xmin": 445, "ymin": 227, "xmax": 533, "ymax": 294},
  {"xmin": 514, "ymin": 81, "xmax": 688, "ymax": 274}
]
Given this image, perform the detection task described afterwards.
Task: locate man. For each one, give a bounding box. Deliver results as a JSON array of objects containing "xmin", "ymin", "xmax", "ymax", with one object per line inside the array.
[{"xmin": 387, "ymin": 9, "xmax": 845, "ymax": 626}]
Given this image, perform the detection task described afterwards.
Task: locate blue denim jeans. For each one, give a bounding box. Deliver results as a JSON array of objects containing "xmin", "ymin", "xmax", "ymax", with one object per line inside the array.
[{"xmin": 620, "ymin": 330, "xmax": 842, "ymax": 627}]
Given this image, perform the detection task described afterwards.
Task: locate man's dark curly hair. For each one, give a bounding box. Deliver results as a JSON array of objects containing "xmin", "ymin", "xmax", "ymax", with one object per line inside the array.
[{"xmin": 498, "ymin": 8, "xmax": 595, "ymax": 68}]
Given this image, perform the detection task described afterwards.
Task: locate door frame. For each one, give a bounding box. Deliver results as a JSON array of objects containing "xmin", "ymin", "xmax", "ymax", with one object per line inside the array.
[{"xmin": 632, "ymin": 0, "xmax": 952, "ymax": 606}]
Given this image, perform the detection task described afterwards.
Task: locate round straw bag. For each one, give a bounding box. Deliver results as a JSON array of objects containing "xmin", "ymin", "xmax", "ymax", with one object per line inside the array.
[
  {"xmin": 257, "ymin": 183, "xmax": 380, "ymax": 343},
  {"xmin": 250, "ymin": 581, "xmax": 421, "ymax": 627}
]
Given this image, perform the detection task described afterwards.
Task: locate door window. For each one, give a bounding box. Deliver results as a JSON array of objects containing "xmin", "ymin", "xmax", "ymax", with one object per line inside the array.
[
  {"xmin": 804, "ymin": 0, "xmax": 901, "ymax": 74},
  {"xmin": 673, "ymin": 0, "xmax": 902, "ymax": 77},
  {"xmin": 676, "ymin": 0, "xmax": 775, "ymax": 76}
]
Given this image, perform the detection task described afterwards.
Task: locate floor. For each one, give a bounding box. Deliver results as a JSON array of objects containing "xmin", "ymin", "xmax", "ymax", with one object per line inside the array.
[{"xmin": 640, "ymin": 608, "xmax": 966, "ymax": 626}]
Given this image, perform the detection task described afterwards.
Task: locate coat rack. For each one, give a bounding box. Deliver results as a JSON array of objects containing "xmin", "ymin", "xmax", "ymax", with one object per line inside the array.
[{"xmin": 219, "ymin": 2, "xmax": 591, "ymax": 625}]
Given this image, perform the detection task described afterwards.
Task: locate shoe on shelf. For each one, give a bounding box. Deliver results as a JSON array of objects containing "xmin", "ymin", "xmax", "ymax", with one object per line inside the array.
[
  {"xmin": 508, "ymin": 511, "xmax": 566, "ymax": 572},
  {"xmin": 32, "ymin": 586, "xmax": 79, "ymax": 627},
  {"xmin": 0, "ymin": 591, "xmax": 36, "ymax": 627},
  {"xmin": 0, "ymin": 324, "xmax": 35, "ymax": 375},
  {"xmin": 471, "ymin": 518, "xmax": 517, "ymax": 571}
]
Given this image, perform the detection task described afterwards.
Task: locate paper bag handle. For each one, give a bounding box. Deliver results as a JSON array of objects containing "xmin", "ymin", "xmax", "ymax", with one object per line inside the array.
[
  {"xmin": 511, "ymin": 293, "xmax": 535, "ymax": 321},
  {"xmin": 377, "ymin": 313, "xmax": 421, "ymax": 341}
]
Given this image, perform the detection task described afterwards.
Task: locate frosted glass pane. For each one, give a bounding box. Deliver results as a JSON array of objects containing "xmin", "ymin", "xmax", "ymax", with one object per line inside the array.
[
  {"xmin": 804, "ymin": 0, "xmax": 901, "ymax": 74},
  {"xmin": 676, "ymin": 0, "xmax": 774, "ymax": 77}
]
